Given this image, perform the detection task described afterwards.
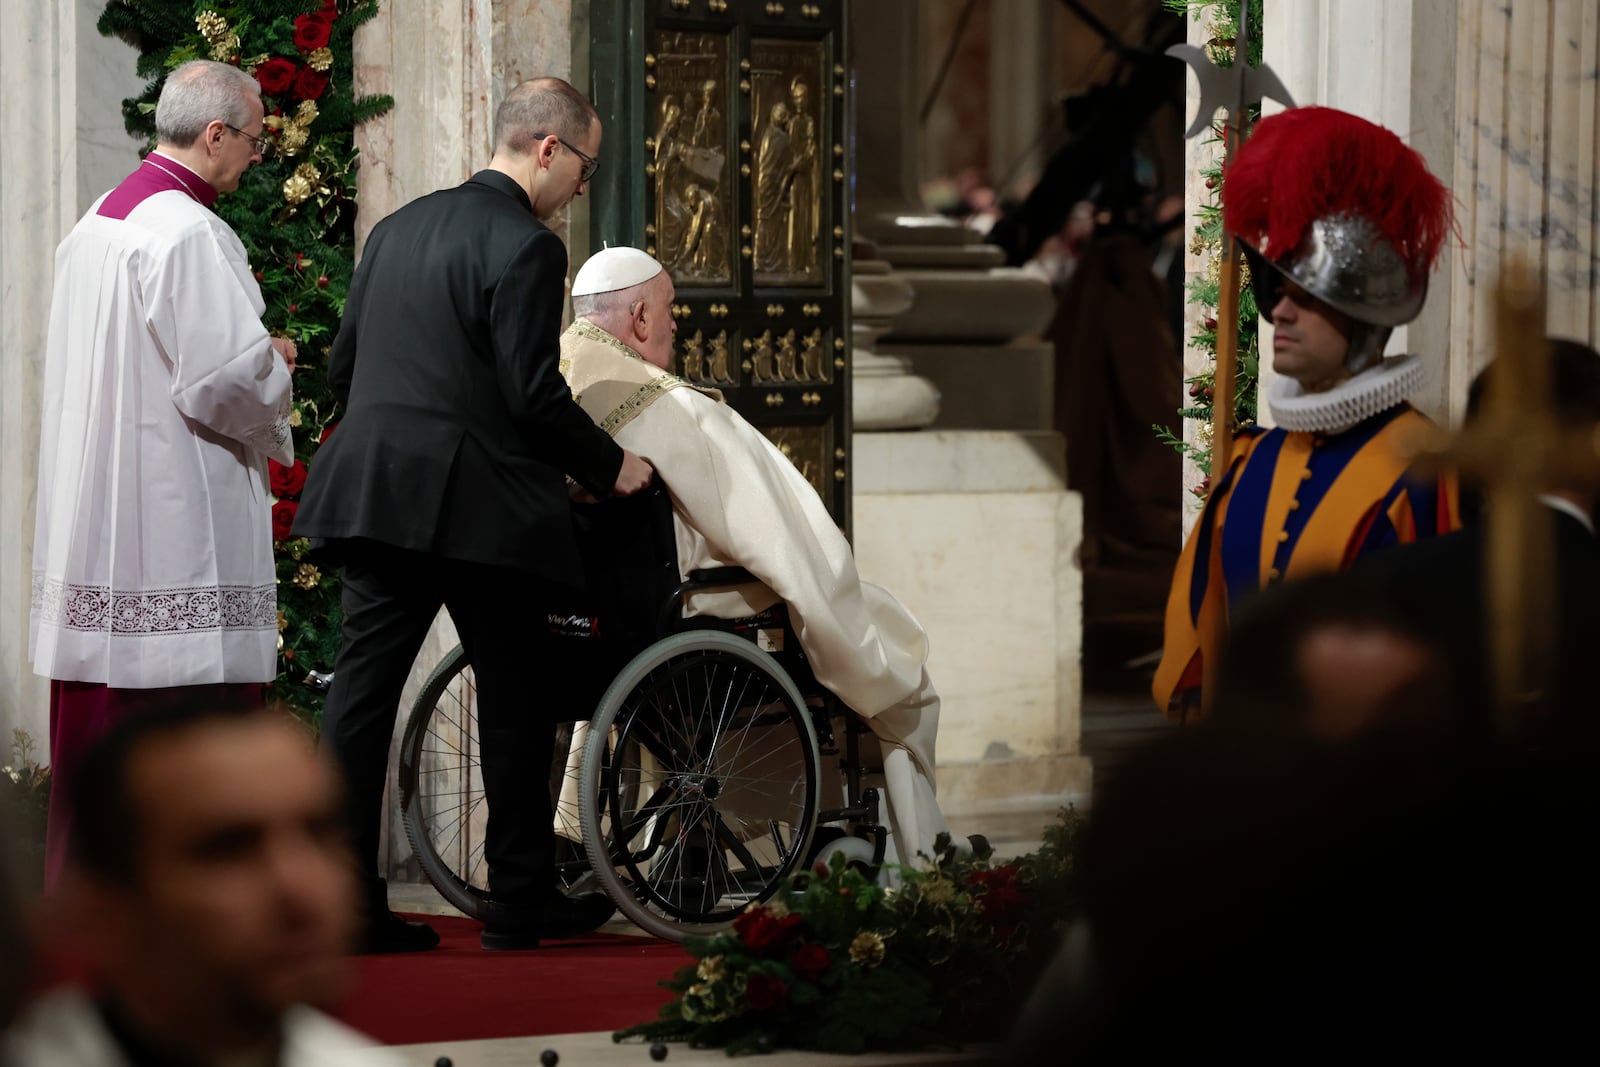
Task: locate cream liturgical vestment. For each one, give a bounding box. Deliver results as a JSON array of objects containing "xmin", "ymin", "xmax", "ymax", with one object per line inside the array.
[
  {"xmin": 560, "ymin": 320, "xmax": 959, "ymax": 866},
  {"xmin": 30, "ymin": 154, "xmax": 293, "ymax": 688}
]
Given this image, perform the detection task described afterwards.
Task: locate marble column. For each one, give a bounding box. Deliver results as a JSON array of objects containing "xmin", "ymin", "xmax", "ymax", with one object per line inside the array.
[
  {"xmin": 852, "ymin": 261, "xmax": 939, "ymax": 430},
  {"xmin": 850, "ymin": 0, "xmax": 1089, "ymax": 812},
  {"xmin": 854, "ymin": 0, "xmax": 1056, "ymax": 431},
  {"xmin": 1175, "ymin": 12, "xmax": 1227, "ymax": 535},
  {"xmin": 0, "ymin": 0, "xmax": 142, "ymax": 751},
  {"xmin": 351, "ymin": 0, "xmax": 575, "ymax": 883}
]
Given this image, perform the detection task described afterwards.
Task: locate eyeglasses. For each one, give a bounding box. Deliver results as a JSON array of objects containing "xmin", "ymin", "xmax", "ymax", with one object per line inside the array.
[
  {"xmin": 535, "ymin": 133, "xmax": 599, "ymax": 183},
  {"xmin": 225, "ymin": 123, "xmax": 273, "ymax": 158}
]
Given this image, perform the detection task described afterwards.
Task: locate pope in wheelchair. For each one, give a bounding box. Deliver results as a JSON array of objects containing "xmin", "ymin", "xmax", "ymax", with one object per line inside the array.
[{"xmin": 401, "ymin": 248, "xmax": 970, "ymax": 941}]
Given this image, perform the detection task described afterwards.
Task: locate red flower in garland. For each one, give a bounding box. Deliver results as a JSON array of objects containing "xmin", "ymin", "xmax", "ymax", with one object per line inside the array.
[
  {"xmin": 294, "ymin": 67, "xmax": 330, "ymax": 102},
  {"xmin": 965, "ymin": 864, "xmax": 1029, "ymax": 929},
  {"xmin": 733, "ymin": 907, "xmax": 803, "ymax": 956},
  {"xmin": 255, "ymin": 58, "xmax": 298, "ymax": 97},
  {"xmin": 790, "ymin": 943, "xmax": 831, "ymax": 983},
  {"xmin": 744, "ymin": 973, "xmax": 789, "ymax": 1012},
  {"xmin": 270, "ymin": 458, "xmax": 309, "ymax": 498},
  {"xmin": 271, "ymin": 499, "xmax": 299, "ymax": 541},
  {"xmin": 293, "ymin": 13, "xmax": 334, "ymax": 52}
]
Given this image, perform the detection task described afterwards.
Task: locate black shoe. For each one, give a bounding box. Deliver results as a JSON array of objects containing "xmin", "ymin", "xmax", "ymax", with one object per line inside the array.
[
  {"xmin": 480, "ymin": 892, "xmax": 616, "ymax": 950},
  {"xmin": 358, "ymin": 910, "xmax": 441, "ymax": 954}
]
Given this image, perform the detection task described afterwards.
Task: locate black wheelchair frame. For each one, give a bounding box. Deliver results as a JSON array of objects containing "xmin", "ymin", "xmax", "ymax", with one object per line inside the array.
[{"xmin": 394, "ymin": 481, "xmax": 887, "ymax": 940}]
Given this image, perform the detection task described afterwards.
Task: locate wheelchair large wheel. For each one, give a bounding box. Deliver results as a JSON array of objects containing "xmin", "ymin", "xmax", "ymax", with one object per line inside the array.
[
  {"xmin": 578, "ymin": 630, "xmax": 820, "ymax": 941},
  {"xmin": 397, "ymin": 645, "xmax": 584, "ymax": 920}
]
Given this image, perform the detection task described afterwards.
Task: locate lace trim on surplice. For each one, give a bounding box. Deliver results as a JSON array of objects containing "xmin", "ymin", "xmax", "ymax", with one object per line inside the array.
[{"xmin": 31, "ymin": 575, "xmax": 277, "ymax": 634}]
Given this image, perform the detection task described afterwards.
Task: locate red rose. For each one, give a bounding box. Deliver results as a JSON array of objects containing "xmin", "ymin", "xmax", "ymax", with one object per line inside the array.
[
  {"xmin": 294, "ymin": 13, "xmax": 334, "ymax": 52},
  {"xmin": 270, "ymin": 458, "xmax": 308, "ymax": 498},
  {"xmin": 272, "ymin": 499, "xmax": 299, "ymax": 541},
  {"xmin": 255, "ymin": 58, "xmax": 298, "ymax": 97},
  {"xmin": 294, "ymin": 67, "xmax": 329, "ymax": 101},
  {"xmin": 322, "ymin": 0, "xmax": 339, "ymax": 13},
  {"xmin": 790, "ymin": 943, "xmax": 831, "ymax": 982},
  {"xmin": 733, "ymin": 908, "xmax": 803, "ymax": 955},
  {"xmin": 744, "ymin": 973, "xmax": 789, "ymax": 1012},
  {"xmin": 318, "ymin": 421, "xmax": 339, "ymax": 444},
  {"xmin": 966, "ymin": 864, "xmax": 1029, "ymax": 928}
]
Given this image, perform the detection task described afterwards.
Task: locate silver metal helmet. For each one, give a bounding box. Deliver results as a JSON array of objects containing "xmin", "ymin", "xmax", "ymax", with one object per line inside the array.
[{"xmin": 1246, "ymin": 212, "xmax": 1427, "ymax": 330}]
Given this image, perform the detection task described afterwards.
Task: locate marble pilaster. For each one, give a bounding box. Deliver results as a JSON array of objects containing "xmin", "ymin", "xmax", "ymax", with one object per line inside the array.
[
  {"xmin": 1261, "ymin": 0, "xmax": 1435, "ymax": 421},
  {"xmin": 0, "ymin": 0, "xmax": 142, "ymax": 750}
]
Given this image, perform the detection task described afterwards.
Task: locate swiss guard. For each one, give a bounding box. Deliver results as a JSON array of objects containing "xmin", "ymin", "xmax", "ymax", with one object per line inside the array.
[{"xmin": 1155, "ymin": 106, "xmax": 1459, "ymax": 720}]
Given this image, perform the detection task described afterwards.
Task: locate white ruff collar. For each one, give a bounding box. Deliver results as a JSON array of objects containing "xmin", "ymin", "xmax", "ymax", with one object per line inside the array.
[{"xmin": 1266, "ymin": 355, "xmax": 1424, "ymax": 433}]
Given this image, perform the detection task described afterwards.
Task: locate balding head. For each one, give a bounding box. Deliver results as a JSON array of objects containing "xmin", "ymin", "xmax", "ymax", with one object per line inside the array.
[{"xmin": 494, "ymin": 76, "xmax": 598, "ymax": 157}]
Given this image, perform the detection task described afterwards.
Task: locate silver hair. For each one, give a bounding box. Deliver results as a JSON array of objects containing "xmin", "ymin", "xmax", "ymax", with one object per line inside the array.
[
  {"xmin": 572, "ymin": 283, "xmax": 648, "ymax": 321},
  {"xmin": 155, "ymin": 60, "xmax": 260, "ymax": 148}
]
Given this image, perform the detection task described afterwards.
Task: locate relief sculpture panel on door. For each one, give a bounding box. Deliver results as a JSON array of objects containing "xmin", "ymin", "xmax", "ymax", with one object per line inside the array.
[
  {"xmin": 649, "ymin": 30, "xmax": 733, "ymax": 287},
  {"xmin": 749, "ymin": 38, "xmax": 825, "ymax": 287}
]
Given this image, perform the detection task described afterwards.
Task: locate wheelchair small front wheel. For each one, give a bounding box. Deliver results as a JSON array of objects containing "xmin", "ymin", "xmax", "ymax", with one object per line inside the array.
[{"xmin": 578, "ymin": 630, "xmax": 820, "ymax": 941}]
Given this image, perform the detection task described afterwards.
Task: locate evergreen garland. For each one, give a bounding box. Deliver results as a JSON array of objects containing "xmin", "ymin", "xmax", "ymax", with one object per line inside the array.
[
  {"xmin": 98, "ymin": 1, "xmax": 393, "ymax": 722},
  {"xmin": 1157, "ymin": 0, "xmax": 1264, "ymax": 496}
]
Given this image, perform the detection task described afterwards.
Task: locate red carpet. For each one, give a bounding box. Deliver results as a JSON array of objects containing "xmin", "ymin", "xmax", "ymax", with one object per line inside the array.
[{"xmin": 334, "ymin": 914, "xmax": 690, "ymax": 1045}]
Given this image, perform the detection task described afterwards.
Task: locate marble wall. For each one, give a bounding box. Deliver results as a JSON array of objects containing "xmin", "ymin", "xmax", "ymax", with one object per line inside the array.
[
  {"xmin": 1445, "ymin": 0, "xmax": 1600, "ymax": 422},
  {"xmin": 352, "ymin": 0, "xmax": 573, "ymax": 250},
  {"xmin": 0, "ymin": 1, "xmax": 142, "ymax": 747}
]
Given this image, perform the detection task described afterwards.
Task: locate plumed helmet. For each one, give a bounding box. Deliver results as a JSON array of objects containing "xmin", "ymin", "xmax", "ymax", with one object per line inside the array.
[{"xmin": 1222, "ymin": 107, "xmax": 1453, "ymax": 328}]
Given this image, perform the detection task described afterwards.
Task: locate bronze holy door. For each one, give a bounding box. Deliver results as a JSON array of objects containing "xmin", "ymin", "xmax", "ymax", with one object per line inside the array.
[{"xmin": 589, "ymin": 0, "xmax": 853, "ymax": 528}]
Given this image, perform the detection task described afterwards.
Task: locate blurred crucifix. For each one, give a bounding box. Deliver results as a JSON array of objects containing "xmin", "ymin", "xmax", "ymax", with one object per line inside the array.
[{"xmin": 1416, "ymin": 262, "xmax": 1600, "ymax": 733}]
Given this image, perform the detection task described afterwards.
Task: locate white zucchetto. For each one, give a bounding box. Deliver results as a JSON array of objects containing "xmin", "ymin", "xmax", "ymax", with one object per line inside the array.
[{"xmin": 571, "ymin": 247, "xmax": 664, "ymax": 297}]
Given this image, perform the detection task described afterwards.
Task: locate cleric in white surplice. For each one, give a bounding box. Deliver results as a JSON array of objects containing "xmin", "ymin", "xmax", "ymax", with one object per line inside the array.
[
  {"xmin": 560, "ymin": 247, "xmax": 969, "ymax": 869},
  {"xmin": 28, "ymin": 60, "xmax": 295, "ymax": 886}
]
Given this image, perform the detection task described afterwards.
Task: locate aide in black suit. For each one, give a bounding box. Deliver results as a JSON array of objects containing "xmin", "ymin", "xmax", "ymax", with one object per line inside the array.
[
  {"xmin": 1354, "ymin": 339, "xmax": 1600, "ymax": 746},
  {"xmin": 294, "ymin": 77, "xmax": 652, "ymax": 952}
]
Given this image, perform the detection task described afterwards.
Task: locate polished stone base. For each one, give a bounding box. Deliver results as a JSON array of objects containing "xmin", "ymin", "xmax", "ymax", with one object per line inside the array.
[
  {"xmin": 853, "ymin": 431, "xmax": 1086, "ymax": 822},
  {"xmin": 877, "ymin": 340, "xmax": 1054, "ymax": 431}
]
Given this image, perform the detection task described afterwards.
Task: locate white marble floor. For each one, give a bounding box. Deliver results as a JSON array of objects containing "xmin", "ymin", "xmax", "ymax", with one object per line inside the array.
[{"xmin": 392, "ymin": 1031, "xmax": 992, "ymax": 1066}]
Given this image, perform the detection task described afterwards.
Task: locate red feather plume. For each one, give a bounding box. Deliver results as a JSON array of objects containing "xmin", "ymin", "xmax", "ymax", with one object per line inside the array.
[{"xmin": 1222, "ymin": 106, "xmax": 1453, "ymax": 284}]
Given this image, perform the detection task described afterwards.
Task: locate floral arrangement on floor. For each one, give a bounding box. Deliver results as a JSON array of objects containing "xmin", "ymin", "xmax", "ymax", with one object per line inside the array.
[
  {"xmin": 2, "ymin": 731, "xmax": 52, "ymax": 890},
  {"xmin": 97, "ymin": 0, "xmax": 392, "ymax": 723},
  {"xmin": 1155, "ymin": 0, "xmax": 1264, "ymax": 499},
  {"xmin": 617, "ymin": 808, "xmax": 1086, "ymax": 1056}
]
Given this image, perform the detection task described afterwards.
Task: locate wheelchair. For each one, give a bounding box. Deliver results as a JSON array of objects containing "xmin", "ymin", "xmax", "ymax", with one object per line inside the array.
[{"xmin": 394, "ymin": 482, "xmax": 887, "ymax": 941}]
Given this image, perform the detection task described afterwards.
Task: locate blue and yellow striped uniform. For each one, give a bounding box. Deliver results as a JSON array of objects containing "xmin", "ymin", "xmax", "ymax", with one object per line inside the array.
[{"xmin": 1154, "ymin": 402, "xmax": 1459, "ymax": 718}]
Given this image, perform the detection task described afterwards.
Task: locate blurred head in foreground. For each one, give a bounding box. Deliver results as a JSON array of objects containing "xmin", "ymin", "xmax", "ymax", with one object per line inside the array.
[{"xmin": 57, "ymin": 700, "xmax": 358, "ymax": 1053}]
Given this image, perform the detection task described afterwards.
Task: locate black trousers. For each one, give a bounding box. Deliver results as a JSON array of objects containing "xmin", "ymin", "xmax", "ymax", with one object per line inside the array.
[{"xmin": 322, "ymin": 541, "xmax": 563, "ymax": 909}]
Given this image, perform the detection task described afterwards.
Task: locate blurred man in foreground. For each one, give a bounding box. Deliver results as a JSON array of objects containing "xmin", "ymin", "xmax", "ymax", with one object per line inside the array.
[{"xmin": 3, "ymin": 701, "xmax": 398, "ymax": 1065}]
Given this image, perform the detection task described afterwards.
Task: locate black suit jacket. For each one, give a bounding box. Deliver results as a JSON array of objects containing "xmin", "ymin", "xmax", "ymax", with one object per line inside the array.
[
  {"xmin": 294, "ymin": 171, "xmax": 622, "ymax": 586},
  {"xmin": 1355, "ymin": 506, "xmax": 1600, "ymax": 740}
]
